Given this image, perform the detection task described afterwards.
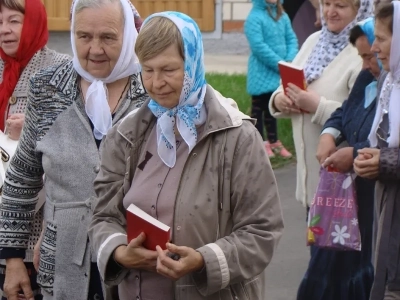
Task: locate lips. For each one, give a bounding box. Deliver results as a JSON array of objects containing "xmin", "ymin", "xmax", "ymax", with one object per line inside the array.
[{"xmin": 89, "ymin": 59, "xmax": 107, "ymax": 64}]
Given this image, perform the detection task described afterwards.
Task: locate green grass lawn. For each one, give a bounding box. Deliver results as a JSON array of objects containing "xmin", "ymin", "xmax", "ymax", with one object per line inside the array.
[{"xmin": 205, "ymin": 73, "xmax": 295, "ymax": 168}]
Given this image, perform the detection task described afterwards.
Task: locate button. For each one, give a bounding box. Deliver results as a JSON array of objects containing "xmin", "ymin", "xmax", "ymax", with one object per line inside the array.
[
  {"xmin": 136, "ymin": 296, "xmax": 140, "ymax": 300},
  {"xmin": 8, "ymin": 96, "xmax": 16, "ymax": 105},
  {"xmin": 177, "ymin": 226, "xmax": 181, "ymax": 231},
  {"xmin": 135, "ymin": 275, "xmax": 139, "ymax": 280},
  {"xmin": 353, "ymin": 132, "xmax": 357, "ymax": 136},
  {"xmin": 192, "ymin": 153, "xmax": 197, "ymax": 157},
  {"xmin": 93, "ymin": 166, "xmax": 100, "ymax": 173},
  {"xmin": 158, "ymin": 183, "xmax": 162, "ymax": 188},
  {"xmin": 151, "ymin": 205, "xmax": 155, "ymax": 210}
]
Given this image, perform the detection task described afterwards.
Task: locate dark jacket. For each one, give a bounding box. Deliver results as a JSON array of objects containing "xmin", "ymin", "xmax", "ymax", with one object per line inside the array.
[{"xmin": 323, "ymin": 69, "xmax": 378, "ymax": 158}]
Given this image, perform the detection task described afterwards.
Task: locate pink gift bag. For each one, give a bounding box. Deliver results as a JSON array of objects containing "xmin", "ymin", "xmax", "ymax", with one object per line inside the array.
[{"xmin": 307, "ymin": 168, "xmax": 361, "ymax": 251}]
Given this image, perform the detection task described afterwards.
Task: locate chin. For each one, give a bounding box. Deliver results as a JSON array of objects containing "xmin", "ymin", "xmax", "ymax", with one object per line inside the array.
[
  {"xmin": 327, "ymin": 24, "xmax": 344, "ymax": 34},
  {"xmin": 2, "ymin": 48, "xmax": 17, "ymax": 57}
]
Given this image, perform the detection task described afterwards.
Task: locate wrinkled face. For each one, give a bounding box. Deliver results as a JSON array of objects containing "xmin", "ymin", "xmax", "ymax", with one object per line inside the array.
[
  {"xmin": 74, "ymin": 2, "xmax": 124, "ymax": 78},
  {"xmin": 322, "ymin": 0, "xmax": 358, "ymax": 33},
  {"xmin": 0, "ymin": 5, "xmax": 24, "ymax": 57},
  {"xmin": 371, "ymin": 18, "xmax": 392, "ymax": 72},
  {"xmin": 355, "ymin": 35, "xmax": 381, "ymax": 78},
  {"xmin": 141, "ymin": 43, "xmax": 184, "ymax": 109}
]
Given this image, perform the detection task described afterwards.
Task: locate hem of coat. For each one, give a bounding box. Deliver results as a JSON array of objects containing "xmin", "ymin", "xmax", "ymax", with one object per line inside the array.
[{"xmin": 97, "ymin": 232, "xmax": 129, "ymax": 285}]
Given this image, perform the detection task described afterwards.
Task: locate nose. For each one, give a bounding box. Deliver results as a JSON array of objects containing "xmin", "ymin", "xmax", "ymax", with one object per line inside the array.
[
  {"xmin": 326, "ymin": 6, "xmax": 337, "ymax": 17},
  {"xmin": 0, "ymin": 21, "xmax": 11, "ymax": 34},
  {"xmin": 89, "ymin": 38, "xmax": 104, "ymax": 56},
  {"xmin": 371, "ymin": 41, "xmax": 379, "ymax": 53},
  {"xmin": 152, "ymin": 72, "xmax": 166, "ymax": 89}
]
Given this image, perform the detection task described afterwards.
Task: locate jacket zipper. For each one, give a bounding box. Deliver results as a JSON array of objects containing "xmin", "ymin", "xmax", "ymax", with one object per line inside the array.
[{"xmin": 230, "ymin": 286, "xmax": 239, "ymax": 300}]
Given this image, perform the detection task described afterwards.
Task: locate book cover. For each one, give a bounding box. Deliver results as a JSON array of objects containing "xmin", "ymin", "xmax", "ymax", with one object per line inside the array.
[
  {"xmin": 278, "ymin": 61, "xmax": 309, "ymax": 113},
  {"xmin": 126, "ymin": 203, "xmax": 171, "ymax": 251}
]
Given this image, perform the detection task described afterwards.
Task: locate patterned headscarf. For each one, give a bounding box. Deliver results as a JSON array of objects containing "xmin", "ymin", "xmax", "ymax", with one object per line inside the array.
[
  {"xmin": 369, "ymin": 1, "xmax": 400, "ymax": 147},
  {"xmin": 144, "ymin": 12, "xmax": 207, "ymax": 168},
  {"xmin": 70, "ymin": 0, "xmax": 140, "ymax": 139},
  {"xmin": 304, "ymin": 0, "xmax": 373, "ymax": 84}
]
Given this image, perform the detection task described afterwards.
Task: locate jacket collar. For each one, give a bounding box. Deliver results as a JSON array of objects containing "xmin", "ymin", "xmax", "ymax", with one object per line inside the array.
[{"xmin": 117, "ymin": 84, "xmax": 253, "ymax": 146}]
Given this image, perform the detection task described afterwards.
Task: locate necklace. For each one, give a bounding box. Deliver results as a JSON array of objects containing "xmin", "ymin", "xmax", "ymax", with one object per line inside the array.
[{"xmin": 111, "ymin": 78, "xmax": 130, "ymax": 114}]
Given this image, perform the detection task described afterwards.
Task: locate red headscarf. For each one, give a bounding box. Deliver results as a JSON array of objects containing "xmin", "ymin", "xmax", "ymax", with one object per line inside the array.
[{"xmin": 0, "ymin": 0, "xmax": 49, "ymax": 131}]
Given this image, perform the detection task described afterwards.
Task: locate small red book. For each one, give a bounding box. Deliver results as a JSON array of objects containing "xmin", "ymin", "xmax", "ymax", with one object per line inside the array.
[
  {"xmin": 278, "ymin": 61, "xmax": 309, "ymax": 113},
  {"xmin": 126, "ymin": 204, "xmax": 171, "ymax": 251}
]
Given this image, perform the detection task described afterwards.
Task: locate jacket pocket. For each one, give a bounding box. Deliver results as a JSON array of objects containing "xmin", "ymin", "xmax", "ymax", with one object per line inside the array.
[
  {"xmin": 242, "ymin": 277, "xmax": 262, "ymax": 300},
  {"xmin": 37, "ymin": 221, "xmax": 57, "ymax": 296},
  {"xmin": 230, "ymin": 283, "xmax": 248, "ymax": 300}
]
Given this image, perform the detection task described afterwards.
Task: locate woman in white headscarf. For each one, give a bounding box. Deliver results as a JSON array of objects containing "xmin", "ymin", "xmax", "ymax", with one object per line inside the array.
[
  {"xmin": 269, "ymin": 0, "xmax": 373, "ymax": 209},
  {"xmin": 354, "ymin": 2, "xmax": 400, "ymax": 299},
  {"xmin": 0, "ymin": 0, "xmax": 147, "ymax": 299}
]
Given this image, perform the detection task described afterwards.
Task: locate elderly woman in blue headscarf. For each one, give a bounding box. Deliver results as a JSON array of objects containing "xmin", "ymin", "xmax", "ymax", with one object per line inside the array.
[
  {"xmin": 89, "ymin": 11, "xmax": 284, "ymax": 300},
  {"xmin": 298, "ymin": 17, "xmax": 385, "ymax": 300}
]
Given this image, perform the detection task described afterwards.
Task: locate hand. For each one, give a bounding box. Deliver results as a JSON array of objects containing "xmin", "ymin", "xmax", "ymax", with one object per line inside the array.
[
  {"xmin": 156, "ymin": 243, "xmax": 204, "ymax": 281},
  {"xmin": 6, "ymin": 114, "xmax": 25, "ymax": 141},
  {"xmin": 286, "ymin": 84, "xmax": 321, "ymax": 113},
  {"xmin": 113, "ymin": 233, "xmax": 158, "ymax": 272},
  {"xmin": 354, "ymin": 148, "xmax": 380, "ymax": 179},
  {"xmin": 273, "ymin": 92, "xmax": 301, "ymax": 114},
  {"xmin": 33, "ymin": 227, "xmax": 45, "ymax": 272},
  {"xmin": 316, "ymin": 134, "xmax": 336, "ymax": 165},
  {"xmin": 3, "ymin": 258, "xmax": 34, "ymax": 300},
  {"xmin": 322, "ymin": 147, "xmax": 354, "ymax": 173}
]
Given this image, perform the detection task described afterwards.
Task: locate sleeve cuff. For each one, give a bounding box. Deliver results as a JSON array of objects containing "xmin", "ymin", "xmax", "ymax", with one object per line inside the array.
[
  {"xmin": 0, "ymin": 248, "xmax": 26, "ymax": 259},
  {"xmin": 193, "ymin": 243, "xmax": 230, "ymax": 296},
  {"xmin": 321, "ymin": 128, "xmax": 341, "ymax": 139},
  {"xmin": 97, "ymin": 233, "xmax": 129, "ymax": 285}
]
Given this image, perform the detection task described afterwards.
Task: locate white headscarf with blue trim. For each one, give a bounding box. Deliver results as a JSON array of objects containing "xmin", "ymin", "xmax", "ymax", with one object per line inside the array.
[{"xmin": 144, "ymin": 12, "xmax": 207, "ymax": 168}]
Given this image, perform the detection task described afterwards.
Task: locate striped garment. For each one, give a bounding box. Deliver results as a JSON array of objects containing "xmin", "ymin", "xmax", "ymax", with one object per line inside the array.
[
  {"xmin": 0, "ymin": 60, "xmax": 147, "ymax": 299},
  {"xmin": 0, "ymin": 47, "xmax": 70, "ymax": 263}
]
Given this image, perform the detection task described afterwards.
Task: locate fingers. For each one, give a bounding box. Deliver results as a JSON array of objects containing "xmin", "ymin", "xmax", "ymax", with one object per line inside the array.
[
  {"xmin": 20, "ymin": 279, "xmax": 34, "ymax": 300},
  {"xmin": 8, "ymin": 114, "xmax": 24, "ymax": 120}
]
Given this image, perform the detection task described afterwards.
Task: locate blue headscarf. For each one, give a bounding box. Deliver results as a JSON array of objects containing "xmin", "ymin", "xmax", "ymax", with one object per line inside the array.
[
  {"xmin": 358, "ymin": 17, "xmax": 381, "ymax": 108},
  {"xmin": 144, "ymin": 12, "xmax": 207, "ymax": 168},
  {"xmin": 359, "ymin": 17, "xmax": 375, "ymax": 45}
]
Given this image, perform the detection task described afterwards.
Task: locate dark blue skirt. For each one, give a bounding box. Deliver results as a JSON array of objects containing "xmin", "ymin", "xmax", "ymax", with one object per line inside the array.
[{"xmin": 297, "ymin": 177, "xmax": 375, "ymax": 300}]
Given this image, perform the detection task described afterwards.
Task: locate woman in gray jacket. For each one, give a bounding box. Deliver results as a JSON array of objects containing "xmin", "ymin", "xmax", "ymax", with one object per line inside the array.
[
  {"xmin": 0, "ymin": 0, "xmax": 146, "ymax": 299},
  {"xmin": 90, "ymin": 11, "xmax": 284, "ymax": 300}
]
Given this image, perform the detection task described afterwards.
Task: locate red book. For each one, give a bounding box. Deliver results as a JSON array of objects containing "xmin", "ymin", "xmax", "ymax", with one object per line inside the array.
[
  {"xmin": 126, "ymin": 203, "xmax": 171, "ymax": 251},
  {"xmin": 278, "ymin": 61, "xmax": 309, "ymax": 113}
]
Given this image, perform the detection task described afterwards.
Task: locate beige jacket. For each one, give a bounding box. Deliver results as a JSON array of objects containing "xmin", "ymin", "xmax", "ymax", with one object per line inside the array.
[
  {"xmin": 269, "ymin": 31, "xmax": 362, "ymax": 207},
  {"xmin": 89, "ymin": 85, "xmax": 284, "ymax": 300}
]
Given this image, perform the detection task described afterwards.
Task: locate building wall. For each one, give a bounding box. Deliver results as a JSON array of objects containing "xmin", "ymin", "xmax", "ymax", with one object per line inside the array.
[{"xmin": 222, "ymin": 0, "xmax": 252, "ymax": 32}]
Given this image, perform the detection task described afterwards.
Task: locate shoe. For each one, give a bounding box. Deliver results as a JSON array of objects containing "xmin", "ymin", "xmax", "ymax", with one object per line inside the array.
[
  {"xmin": 264, "ymin": 141, "xmax": 275, "ymax": 158},
  {"xmin": 270, "ymin": 140, "xmax": 292, "ymax": 158}
]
